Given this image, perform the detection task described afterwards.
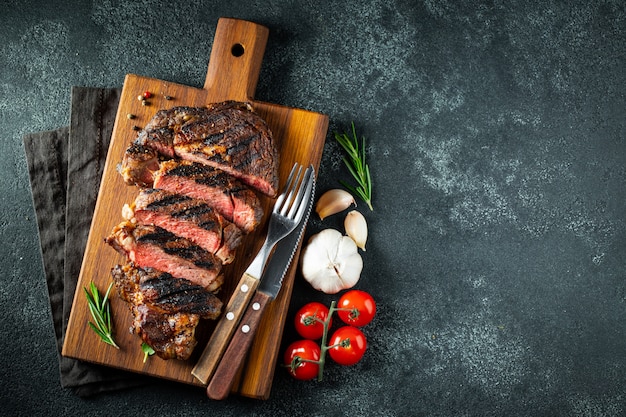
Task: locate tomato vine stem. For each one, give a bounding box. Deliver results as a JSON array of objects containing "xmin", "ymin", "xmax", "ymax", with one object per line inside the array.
[{"xmin": 316, "ymin": 301, "xmax": 337, "ymax": 381}]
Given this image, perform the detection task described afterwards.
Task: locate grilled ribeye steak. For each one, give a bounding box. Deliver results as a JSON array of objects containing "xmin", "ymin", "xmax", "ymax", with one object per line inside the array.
[
  {"xmin": 154, "ymin": 160, "xmax": 263, "ymax": 233},
  {"xmin": 106, "ymin": 221, "xmax": 223, "ymax": 292},
  {"xmin": 121, "ymin": 101, "xmax": 279, "ymax": 197},
  {"xmin": 112, "ymin": 263, "xmax": 222, "ymax": 360},
  {"xmin": 131, "ymin": 188, "xmax": 242, "ymax": 264}
]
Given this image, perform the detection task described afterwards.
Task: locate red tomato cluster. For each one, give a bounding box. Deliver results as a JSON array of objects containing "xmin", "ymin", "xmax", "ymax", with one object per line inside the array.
[{"xmin": 284, "ymin": 290, "xmax": 376, "ymax": 381}]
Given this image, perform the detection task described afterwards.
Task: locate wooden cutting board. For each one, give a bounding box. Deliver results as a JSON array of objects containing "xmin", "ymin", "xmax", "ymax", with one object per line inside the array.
[{"xmin": 62, "ymin": 17, "xmax": 328, "ymax": 400}]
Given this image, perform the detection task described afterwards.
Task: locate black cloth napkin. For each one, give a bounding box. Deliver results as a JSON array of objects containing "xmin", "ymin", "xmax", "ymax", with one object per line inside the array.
[{"xmin": 24, "ymin": 87, "xmax": 148, "ymax": 397}]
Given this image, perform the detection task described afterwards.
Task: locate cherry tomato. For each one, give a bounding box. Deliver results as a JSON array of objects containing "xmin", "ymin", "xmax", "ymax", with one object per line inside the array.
[
  {"xmin": 283, "ymin": 340, "xmax": 321, "ymax": 380},
  {"xmin": 294, "ymin": 302, "xmax": 331, "ymax": 340},
  {"xmin": 328, "ymin": 326, "xmax": 367, "ymax": 366},
  {"xmin": 337, "ymin": 290, "xmax": 376, "ymax": 327}
]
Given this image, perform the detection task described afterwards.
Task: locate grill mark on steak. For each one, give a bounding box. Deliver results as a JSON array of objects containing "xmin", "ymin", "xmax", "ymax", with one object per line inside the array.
[
  {"xmin": 132, "ymin": 188, "xmax": 242, "ymax": 264},
  {"xmin": 119, "ymin": 101, "xmax": 279, "ymax": 197},
  {"xmin": 112, "ymin": 264, "xmax": 222, "ymax": 319},
  {"xmin": 153, "ymin": 160, "xmax": 263, "ymax": 233},
  {"xmin": 106, "ymin": 221, "xmax": 223, "ymax": 292}
]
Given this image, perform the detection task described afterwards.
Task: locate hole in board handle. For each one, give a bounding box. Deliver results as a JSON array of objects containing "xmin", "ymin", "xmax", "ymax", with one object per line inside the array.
[{"xmin": 231, "ymin": 43, "xmax": 245, "ymax": 57}]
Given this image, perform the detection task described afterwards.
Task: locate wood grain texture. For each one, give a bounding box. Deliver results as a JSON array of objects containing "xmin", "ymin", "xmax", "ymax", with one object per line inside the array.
[{"xmin": 61, "ymin": 17, "xmax": 328, "ymax": 399}]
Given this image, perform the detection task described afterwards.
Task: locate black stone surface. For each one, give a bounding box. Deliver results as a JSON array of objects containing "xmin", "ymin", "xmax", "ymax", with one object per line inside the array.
[{"xmin": 2, "ymin": 1, "xmax": 626, "ymax": 416}]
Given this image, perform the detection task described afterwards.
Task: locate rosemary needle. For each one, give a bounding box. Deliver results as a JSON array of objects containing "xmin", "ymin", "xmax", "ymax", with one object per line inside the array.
[
  {"xmin": 334, "ymin": 122, "xmax": 373, "ymax": 211},
  {"xmin": 84, "ymin": 281, "xmax": 119, "ymax": 349}
]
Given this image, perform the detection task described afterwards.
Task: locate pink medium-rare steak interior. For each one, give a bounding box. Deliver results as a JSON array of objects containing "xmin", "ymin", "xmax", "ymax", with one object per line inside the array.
[
  {"xmin": 153, "ymin": 160, "xmax": 263, "ymax": 233},
  {"xmin": 106, "ymin": 221, "xmax": 223, "ymax": 292},
  {"xmin": 132, "ymin": 188, "xmax": 243, "ymax": 264}
]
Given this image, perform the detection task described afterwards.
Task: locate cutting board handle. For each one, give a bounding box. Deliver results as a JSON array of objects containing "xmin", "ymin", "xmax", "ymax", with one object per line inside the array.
[{"xmin": 204, "ymin": 18, "xmax": 269, "ymax": 103}]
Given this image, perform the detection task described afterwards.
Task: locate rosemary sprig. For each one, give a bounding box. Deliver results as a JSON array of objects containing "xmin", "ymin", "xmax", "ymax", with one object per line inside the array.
[
  {"xmin": 334, "ymin": 122, "xmax": 373, "ymax": 211},
  {"xmin": 84, "ymin": 281, "xmax": 119, "ymax": 349}
]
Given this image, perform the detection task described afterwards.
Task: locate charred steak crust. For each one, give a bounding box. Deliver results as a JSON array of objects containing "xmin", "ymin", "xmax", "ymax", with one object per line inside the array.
[
  {"xmin": 111, "ymin": 263, "xmax": 221, "ymax": 360},
  {"xmin": 122, "ymin": 101, "xmax": 279, "ymax": 197},
  {"xmin": 133, "ymin": 306, "xmax": 200, "ymax": 360},
  {"xmin": 118, "ymin": 142, "xmax": 160, "ymax": 187}
]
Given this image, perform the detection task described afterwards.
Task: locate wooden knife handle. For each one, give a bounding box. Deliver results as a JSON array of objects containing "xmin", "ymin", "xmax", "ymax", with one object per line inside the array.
[
  {"xmin": 206, "ymin": 291, "xmax": 272, "ymax": 400},
  {"xmin": 191, "ymin": 273, "xmax": 260, "ymax": 384}
]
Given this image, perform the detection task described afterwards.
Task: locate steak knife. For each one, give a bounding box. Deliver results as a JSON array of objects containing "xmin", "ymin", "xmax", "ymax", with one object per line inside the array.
[{"xmin": 206, "ymin": 167, "xmax": 316, "ymax": 400}]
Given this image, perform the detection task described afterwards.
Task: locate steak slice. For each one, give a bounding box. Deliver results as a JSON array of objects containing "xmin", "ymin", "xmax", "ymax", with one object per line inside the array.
[
  {"xmin": 131, "ymin": 188, "xmax": 242, "ymax": 264},
  {"xmin": 119, "ymin": 101, "xmax": 279, "ymax": 197},
  {"xmin": 153, "ymin": 160, "xmax": 263, "ymax": 233},
  {"xmin": 106, "ymin": 221, "xmax": 223, "ymax": 292},
  {"xmin": 112, "ymin": 264, "xmax": 222, "ymax": 318}
]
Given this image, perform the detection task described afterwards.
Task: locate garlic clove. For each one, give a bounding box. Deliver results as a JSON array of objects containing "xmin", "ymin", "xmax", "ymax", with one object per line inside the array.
[
  {"xmin": 315, "ymin": 189, "xmax": 356, "ymax": 220},
  {"xmin": 300, "ymin": 228, "xmax": 363, "ymax": 294},
  {"xmin": 344, "ymin": 210, "xmax": 367, "ymax": 251}
]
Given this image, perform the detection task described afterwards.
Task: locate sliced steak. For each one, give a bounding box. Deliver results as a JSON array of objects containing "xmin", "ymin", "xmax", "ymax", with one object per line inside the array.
[
  {"xmin": 119, "ymin": 101, "xmax": 279, "ymax": 196},
  {"xmin": 131, "ymin": 188, "xmax": 242, "ymax": 264},
  {"xmin": 112, "ymin": 263, "xmax": 222, "ymax": 318},
  {"xmin": 106, "ymin": 221, "xmax": 223, "ymax": 292},
  {"xmin": 111, "ymin": 263, "xmax": 223, "ymax": 361},
  {"xmin": 153, "ymin": 160, "xmax": 263, "ymax": 233}
]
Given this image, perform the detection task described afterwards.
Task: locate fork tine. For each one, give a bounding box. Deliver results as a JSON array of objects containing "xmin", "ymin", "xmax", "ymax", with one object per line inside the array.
[
  {"xmin": 279, "ymin": 164, "xmax": 303, "ymax": 216},
  {"xmin": 274, "ymin": 163, "xmax": 299, "ymax": 212},
  {"xmin": 290, "ymin": 166, "xmax": 314, "ymax": 221},
  {"xmin": 287, "ymin": 166, "xmax": 313, "ymax": 219}
]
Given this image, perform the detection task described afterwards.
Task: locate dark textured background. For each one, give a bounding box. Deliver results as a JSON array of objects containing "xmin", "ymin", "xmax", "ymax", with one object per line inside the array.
[{"xmin": 2, "ymin": 1, "xmax": 626, "ymax": 416}]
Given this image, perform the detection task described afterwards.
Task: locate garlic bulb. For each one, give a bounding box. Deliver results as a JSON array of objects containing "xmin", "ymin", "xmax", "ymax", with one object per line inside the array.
[
  {"xmin": 315, "ymin": 189, "xmax": 356, "ymax": 220},
  {"xmin": 344, "ymin": 210, "xmax": 367, "ymax": 251},
  {"xmin": 300, "ymin": 228, "xmax": 363, "ymax": 294}
]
